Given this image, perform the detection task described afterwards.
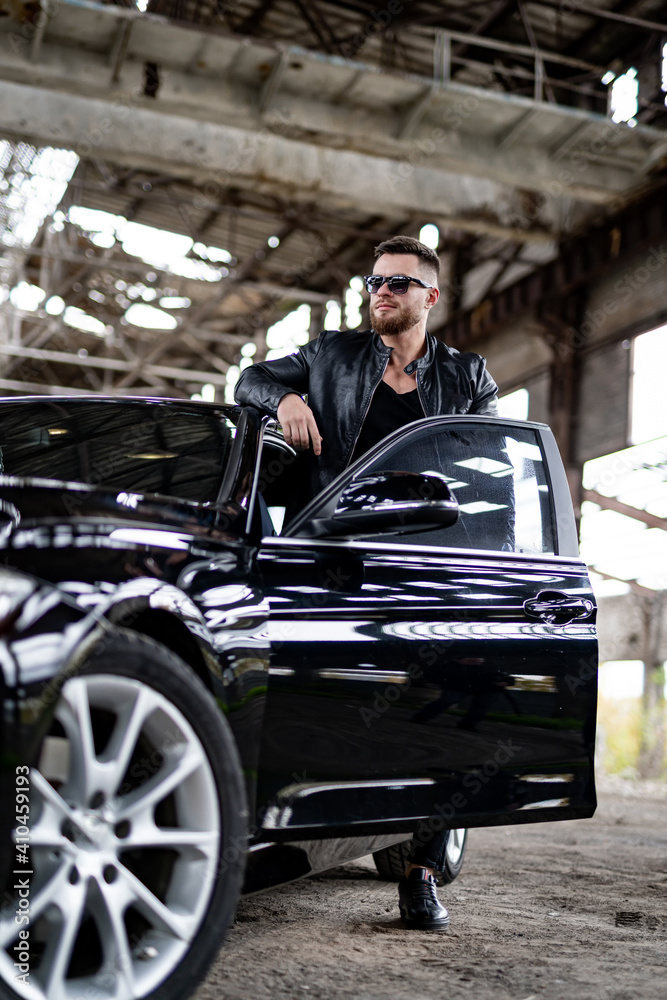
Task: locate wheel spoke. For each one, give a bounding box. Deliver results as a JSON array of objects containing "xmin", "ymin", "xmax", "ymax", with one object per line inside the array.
[
  {"xmin": 58, "ymin": 678, "xmax": 100, "ymax": 803},
  {"xmin": 124, "ymin": 824, "xmax": 219, "ymax": 856},
  {"xmin": 0, "ymin": 858, "xmax": 71, "ymax": 949},
  {"xmin": 29, "ymin": 767, "xmax": 72, "ymax": 816},
  {"xmin": 93, "ymin": 879, "xmax": 137, "ymax": 999},
  {"xmin": 118, "ymin": 744, "xmax": 203, "ymax": 822},
  {"xmin": 5, "ymin": 655, "xmax": 237, "ymax": 1000},
  {"xmin": 29, "ymin": 767, "xmax": 116, "ymax": 852},
  {"xmin": 39, "ymin": 878, "xmax": 88, "ymax": 998},
  {"xmin": 103, "ymin": 684, "xmax": 155, "ymax": 798},
  {"xmin": 19, "ymin": 826, "xmax": 70, "ymax": 851},
  {"xmin": 115, "ymin": 866, "xmax": 198, "ymax": 942},
  {"xmin": 446, "ymin": 828, "xmax": 466, "ymax": 864}
]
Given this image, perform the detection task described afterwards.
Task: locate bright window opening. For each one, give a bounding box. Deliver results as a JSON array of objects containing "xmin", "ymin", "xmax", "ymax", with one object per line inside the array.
[
  {"xmin": 631, "ymin": 325, "xmax": 667, "ymax": 444},
  {"xmin": 499, "ymin": 387, "xmax": 529, "ymax": 421},
  {"xmin": 599, "ymin": 660, "xmax": 644, "ymax": 699},
  {"xmin": 345, "ymin": 279, "xmax": 363, "ymax": 329},
  {"xmin": 418, "ymin": 224, "xmax": 439, "ymax": 250},
  {"xmin": 610, "ymin": 68, "xmax": 638, "ymax": 125}
]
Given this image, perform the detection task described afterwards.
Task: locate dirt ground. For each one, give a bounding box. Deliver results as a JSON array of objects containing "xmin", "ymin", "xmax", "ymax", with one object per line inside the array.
[{"xmin": 196, "ymin": 778, "xmax": 667, "ymax": 1000}]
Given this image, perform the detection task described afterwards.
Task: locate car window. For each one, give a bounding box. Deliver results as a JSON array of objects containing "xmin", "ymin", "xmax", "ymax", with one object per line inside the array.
[
  {"xmin": 0, "ymin": 401, "xmax": 237, "ymax": 504},
  {"xmin": 356, "ymin": 422, "xmax": 555, "ymax": 554}
]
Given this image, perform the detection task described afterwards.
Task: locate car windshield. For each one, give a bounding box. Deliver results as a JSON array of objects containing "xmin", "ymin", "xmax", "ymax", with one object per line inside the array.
[{"xmin": 0, "ymin": 400, "xmax": 237, "ymax": 504}]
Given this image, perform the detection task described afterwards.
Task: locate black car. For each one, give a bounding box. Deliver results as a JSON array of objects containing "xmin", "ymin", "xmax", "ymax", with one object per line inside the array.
[{"xmin": 0, "ymin": 397, "xmax": 597, "ymax": 1000}]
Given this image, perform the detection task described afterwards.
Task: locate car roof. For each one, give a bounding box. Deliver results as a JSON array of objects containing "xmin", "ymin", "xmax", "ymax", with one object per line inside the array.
[{"xmin": 0, "ymin": 394, "xmax": 241, "ymax": 415}]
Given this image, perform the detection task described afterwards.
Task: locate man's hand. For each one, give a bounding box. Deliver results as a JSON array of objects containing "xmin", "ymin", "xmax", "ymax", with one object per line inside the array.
[{"xmin": 277, "ymin": 394, "xmax": 323, "ymax": 455}]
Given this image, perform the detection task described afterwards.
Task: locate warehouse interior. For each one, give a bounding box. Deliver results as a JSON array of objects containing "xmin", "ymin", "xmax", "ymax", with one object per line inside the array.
[{"xmin": 0, "ymin": 0, "xmax": 665, "ymax": 774}]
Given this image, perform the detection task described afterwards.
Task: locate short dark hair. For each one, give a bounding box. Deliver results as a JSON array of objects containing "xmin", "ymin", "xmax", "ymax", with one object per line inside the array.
[{"xmin": 373, "ymin": 235, "xmax": 440, "ymax": 283}]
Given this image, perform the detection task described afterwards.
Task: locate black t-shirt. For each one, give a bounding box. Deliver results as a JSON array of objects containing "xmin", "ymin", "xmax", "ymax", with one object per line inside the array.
[{"xmin": 351, "ymin": 379, "xmax": 424, "ymax": 463}]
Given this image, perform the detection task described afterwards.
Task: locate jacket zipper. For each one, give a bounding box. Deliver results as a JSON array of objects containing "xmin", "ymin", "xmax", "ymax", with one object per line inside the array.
[
  {"xmin": 414, "ymin": 332, "xmax": 434, "ymax": 415},
  {"xmin": 346, "ymin": 354, "xmax": 390, "ymax": 464},
  {"xmin": 415, "ymin": 369, "xmax": 428, "ymax": 415}
]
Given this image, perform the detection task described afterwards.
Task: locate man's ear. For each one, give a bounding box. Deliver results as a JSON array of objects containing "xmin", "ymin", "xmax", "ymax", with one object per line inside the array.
[{"xmin": 425, "ymin": 286, "xmax": 440, "ymax": 310}]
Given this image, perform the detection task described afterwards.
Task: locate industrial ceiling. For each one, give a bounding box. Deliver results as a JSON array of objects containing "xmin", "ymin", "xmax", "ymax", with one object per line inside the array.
[{"xmin": 0, "ymin": 0, "xmax": 665, "ymax": 397}]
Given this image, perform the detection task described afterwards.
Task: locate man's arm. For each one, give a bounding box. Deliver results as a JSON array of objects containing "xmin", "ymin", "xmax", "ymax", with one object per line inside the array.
[
  {"xmin": 469, "ymin": 358, "xmax": 499, "ymax": 416},
  {"xmin": 234, "ymin": 340, "xmax": 323, "ymax": 453}
]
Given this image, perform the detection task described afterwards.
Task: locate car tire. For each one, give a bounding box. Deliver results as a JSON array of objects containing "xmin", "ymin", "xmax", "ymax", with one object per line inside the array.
[
  {"xmin": 372, "ymin": 829, "xmax": 468, "ymax": 885},
  {"xmin": 0, "ymin": 631, "xmax": 247, "ymax": 1000}
]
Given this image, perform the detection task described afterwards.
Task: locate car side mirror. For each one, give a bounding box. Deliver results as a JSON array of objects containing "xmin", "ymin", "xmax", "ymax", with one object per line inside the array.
[{"xmin": 300, "ymin": 471, "xmax": 459, "ymax": 538}]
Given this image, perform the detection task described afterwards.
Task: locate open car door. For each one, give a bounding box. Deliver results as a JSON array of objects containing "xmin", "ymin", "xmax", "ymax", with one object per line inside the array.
[{"xmin": 255, "ymin": 417, "xmax": 597, "ymax": 838}]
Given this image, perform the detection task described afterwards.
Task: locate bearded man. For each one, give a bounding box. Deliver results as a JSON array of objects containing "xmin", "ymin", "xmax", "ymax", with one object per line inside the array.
[
  {"xmin": 234, "ymin": 234, "xmax": 499, "ymax": 930},
  {"xmin": 235, "ymin": 234, "xmax": 497, "ymax": 503}
]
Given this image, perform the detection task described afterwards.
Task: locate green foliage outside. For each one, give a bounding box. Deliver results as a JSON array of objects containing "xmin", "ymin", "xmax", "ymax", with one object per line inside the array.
[{"xmin": 597, "ymin": 697, "xmax": 667, "ymax": 777}]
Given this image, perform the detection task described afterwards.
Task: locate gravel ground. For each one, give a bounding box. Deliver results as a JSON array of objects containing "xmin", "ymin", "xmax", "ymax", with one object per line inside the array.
[{"xmin": 196, "ymin": 779, "xmax": 667, "ymax": 1000}]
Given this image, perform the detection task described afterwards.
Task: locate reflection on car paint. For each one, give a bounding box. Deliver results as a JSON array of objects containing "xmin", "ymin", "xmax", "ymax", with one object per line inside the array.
[{"xmin": 0, "ymin": 402, "xmax": 597, "ymax": 966}]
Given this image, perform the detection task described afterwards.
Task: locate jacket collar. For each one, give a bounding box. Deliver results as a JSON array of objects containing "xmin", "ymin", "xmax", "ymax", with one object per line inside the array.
[
  {"xmin": 404, "ymin": 332, "xmax": 436, "ymax": 375},
  {"xmin": 370, "ymin": 330, "xmax": 435, "ymax": 372},
  {"xmin": 371, "ymin": 330, "xmax": 392, "ymax": 356}
]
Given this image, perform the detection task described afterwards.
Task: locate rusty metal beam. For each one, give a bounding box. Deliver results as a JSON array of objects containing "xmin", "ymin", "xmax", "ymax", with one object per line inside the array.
[
  {"xmin": 590, "ymin": 568, "xmax": 656, "ymax": 597},
  {"xmin": 583, "ymin": 489, "xmax": 667, "ymax": 531},
  {"xmin": 290, "ymin": 0, "xmax": 342, "ymax": 55},
  {"xmin": 237, "ymin": 0, "xmax": 278, "ymax": 35},
  {"xmin": 535, "ymin": 0, "xmax": 667, "ymax": 36},
  {"xmin": 0, "ymin": 341, "xmax": 230, "ymax": 386},
  {"xmin": 0, "ymin": 376, "xmax": 188, "ymax": 397}
]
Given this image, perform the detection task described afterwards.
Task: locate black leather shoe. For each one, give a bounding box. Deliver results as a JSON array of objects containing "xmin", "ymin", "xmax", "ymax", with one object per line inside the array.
[{"xmin": 398, "ymin": 868, "xmax": 450, "ymax": 931}]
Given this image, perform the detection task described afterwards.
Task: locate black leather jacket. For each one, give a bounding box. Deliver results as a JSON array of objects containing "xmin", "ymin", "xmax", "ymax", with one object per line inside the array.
[{"xmin": 234, "ymin": 328, "xmax": 498, "ymax": 499}]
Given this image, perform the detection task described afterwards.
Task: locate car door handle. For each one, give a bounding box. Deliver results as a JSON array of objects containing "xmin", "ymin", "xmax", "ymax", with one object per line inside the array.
[{"xmin": 523, "ymin": 590, "xmax": 595, "ymax": 625}]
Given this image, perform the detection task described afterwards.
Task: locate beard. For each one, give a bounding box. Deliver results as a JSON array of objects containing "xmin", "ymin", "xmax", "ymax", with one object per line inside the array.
[{"xmin": 370, "ymin": 299, "xmax": 424, "ymax": 336}]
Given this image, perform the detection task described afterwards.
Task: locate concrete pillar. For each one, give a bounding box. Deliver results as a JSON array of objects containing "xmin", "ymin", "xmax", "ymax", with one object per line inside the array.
[{"xmin": 638, "ymin": 593, "xmax": 666, "ymax": 779}]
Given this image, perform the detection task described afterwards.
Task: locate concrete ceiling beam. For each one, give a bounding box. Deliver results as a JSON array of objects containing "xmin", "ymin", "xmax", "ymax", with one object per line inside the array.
[
  {"xmin": 0, "ymin": 80, "xmax": 565, "ymax": 244},
  {"xmin": 0, "ymin": 29, "xmax": 656, "ymax": 209}
]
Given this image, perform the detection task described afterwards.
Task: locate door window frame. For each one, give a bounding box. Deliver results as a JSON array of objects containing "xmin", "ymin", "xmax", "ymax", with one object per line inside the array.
[{"xmin": 284, "ymin": 415, "xmax": 578, "ymax": 558}]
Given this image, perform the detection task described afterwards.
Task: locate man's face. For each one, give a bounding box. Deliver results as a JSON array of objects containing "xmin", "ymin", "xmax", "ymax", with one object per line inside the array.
[{"xmin": 369, "ymin": 253, "xmax": 437, "ymax": 336}]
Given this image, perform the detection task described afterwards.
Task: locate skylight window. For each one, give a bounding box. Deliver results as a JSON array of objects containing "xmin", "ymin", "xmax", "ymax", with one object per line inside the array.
[
  {"xmin": 0, "ymin": 143, "xmax": 78, "ymax": 249},
  {"xmin": 124, "ymin": 303, "xmax": 178, "ymax": 330},
  {"xmin": 66, "ymin": 208, "xmax": 223, "ymax": 281},
  {"xmin": 63, "ymin": 306, "xmax": 109, "ymax": 337},
  {"xmin": 9, "ymin": 281, "xmax": 45, "ymax": 311},
  {"xmin": 610, "ymin": 68, "xmax": 638, "ymax": 126}
]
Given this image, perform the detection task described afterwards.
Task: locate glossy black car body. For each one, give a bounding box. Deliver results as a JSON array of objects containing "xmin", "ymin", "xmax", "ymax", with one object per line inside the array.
[{"xmin": 0, "ymin": 397, "xmax": 597, "ymax": 1000}]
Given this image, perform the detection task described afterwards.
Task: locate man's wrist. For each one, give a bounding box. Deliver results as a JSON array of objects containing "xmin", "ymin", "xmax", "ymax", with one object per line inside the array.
[{"xmin": 277, "ymin": 392, "xmax": 304, "ymax": 412}]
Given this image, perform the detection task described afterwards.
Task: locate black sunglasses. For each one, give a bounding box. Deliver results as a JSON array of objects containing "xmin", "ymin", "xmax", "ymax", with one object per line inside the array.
[{"xmin": 363, "ymin": 274, "xmax": 434, "ymax": 295}]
